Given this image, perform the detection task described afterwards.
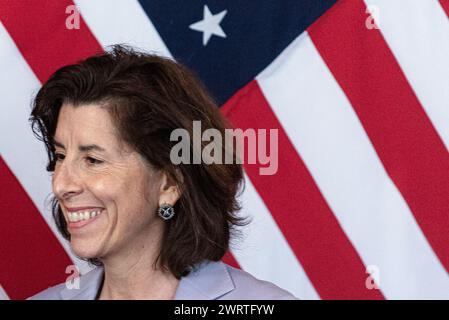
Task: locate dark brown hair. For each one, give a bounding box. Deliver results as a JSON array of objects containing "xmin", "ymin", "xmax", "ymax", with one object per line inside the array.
[{"xmin": 30, "ymin": 45, "xmax": 248, "ymax": 278}]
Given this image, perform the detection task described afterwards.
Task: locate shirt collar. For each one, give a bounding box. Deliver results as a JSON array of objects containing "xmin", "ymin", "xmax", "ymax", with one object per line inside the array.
[
  {"xmin": 59, "ymin": 260, "xmax": 235, "ymax": 300},
  {"xmin": 60, "ymin": 265, "xmax": 103, "ymax": 300},
  {"xmin": 174, "ymin": 260, "xmax": 235, "ymax": 299}
]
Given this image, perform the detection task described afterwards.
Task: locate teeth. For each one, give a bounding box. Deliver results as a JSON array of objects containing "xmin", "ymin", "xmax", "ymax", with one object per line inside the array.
[{"xmin": 68, "ymin": 210, "xmax": 101, "ymax": 222}]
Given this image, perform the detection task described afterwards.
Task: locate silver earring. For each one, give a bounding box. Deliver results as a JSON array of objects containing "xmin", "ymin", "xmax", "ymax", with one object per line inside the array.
[{"xmin": 158, "ymin": 203, "xmax": 175, "ymax": 220}]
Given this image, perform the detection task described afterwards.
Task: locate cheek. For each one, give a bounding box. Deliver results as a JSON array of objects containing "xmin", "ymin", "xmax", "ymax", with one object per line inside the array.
[
  {"xmin": 104, "ymin": 172, "xmax": 157, "ymax": 222},
  {"xmin": 87, "ymin": 175, "xmax": 120, "ymax": 202},
  {"xmin": 123, "ymin": 177, "xmax": 157, "ymax": 214}
]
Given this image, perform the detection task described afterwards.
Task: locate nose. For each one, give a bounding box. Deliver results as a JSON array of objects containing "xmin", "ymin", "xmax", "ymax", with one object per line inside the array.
[{"xmin": 52, "ymin": 158, "xmax": 83, "ymax": 200}]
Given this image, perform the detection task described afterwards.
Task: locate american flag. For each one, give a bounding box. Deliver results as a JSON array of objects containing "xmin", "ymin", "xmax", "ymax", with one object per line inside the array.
[{"xmin": 1, "ymin": 0, "xmax": 449, "ymax": 300}]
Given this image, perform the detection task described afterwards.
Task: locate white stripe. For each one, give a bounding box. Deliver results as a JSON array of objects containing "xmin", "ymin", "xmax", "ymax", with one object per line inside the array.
[
  {"xmin": 0, "ymin": 22, "xmax": 93, "ymax": 276},
  {"xmin": 74, "ymin": 0, "xmax": 171, "ymax": 57},
  {"xmin": 257, "ymin": 32, "xmax": 449, "ymax": 299},
  {"xmin": 364, "ymin": 0, "xmax": 449, "ymax": 152},
  {"xmin": 231, "ymin": 175, "xmax": 319, "ymax": 299},
  {"xmin": 0, "ymin": 285, "xmax": 10, "ymax": 300},
  {"xmin": 73, "ymin": 0, "xmax": 315, "ymax": 298}
]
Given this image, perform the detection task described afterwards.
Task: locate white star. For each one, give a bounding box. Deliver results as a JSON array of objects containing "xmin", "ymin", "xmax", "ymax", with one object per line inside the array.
[{"xmin": 189, "ymin": 5, "xmax": 227, "ymax": 46}]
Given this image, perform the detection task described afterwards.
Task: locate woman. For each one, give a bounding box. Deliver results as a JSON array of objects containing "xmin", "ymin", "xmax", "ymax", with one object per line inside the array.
[{"xmin": 28, "ymin": 45, "xmax": 296, "ymax": 300}]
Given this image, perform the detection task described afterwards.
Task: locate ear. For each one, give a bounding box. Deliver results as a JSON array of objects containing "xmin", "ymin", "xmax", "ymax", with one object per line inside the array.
[{"xmin": 158, "ymin": 171, "xmax": 181, "ymax": 206}]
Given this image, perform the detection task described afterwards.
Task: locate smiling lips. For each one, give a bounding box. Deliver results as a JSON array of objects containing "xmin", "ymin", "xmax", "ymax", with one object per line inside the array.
[
  {"xmin": 65, "ymin": 207, "xmax": 104, "ymax": 229},
  {"xmin": 68, "ymin": 209, "xmax": 102, "ymax": 222}
]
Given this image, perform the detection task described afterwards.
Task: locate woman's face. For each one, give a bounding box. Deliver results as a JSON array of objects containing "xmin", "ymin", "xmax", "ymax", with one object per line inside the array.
[{"xmin": 52, "ymin": 103, "xmax": 170, "ymax": 260}]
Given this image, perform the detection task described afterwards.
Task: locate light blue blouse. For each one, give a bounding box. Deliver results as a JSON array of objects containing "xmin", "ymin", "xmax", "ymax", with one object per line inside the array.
[{"xmin": 28, "ymin": 260, "xmax": 297, "ymax": 300}]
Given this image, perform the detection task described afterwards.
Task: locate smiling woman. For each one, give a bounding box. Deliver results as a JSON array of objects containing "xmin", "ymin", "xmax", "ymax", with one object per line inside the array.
[{"xmin": 27, "ymin": 45, "xmax": 296, "ymax": 300}]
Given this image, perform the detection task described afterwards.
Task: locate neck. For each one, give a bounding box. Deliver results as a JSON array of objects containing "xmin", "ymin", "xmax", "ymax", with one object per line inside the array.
[{"xmin": 97, "ymin": 224, "xmax": 180, "ymax": 300}]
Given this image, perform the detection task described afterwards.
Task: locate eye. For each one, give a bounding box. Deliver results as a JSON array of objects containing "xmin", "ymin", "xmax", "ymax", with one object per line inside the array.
[
  {"xmin": 86, "ymin": 156, "xmax": 104, "ymax": 165},
  {"xmin": 55, "ymin": 153, "xmax": 65, "ymax": 161}
]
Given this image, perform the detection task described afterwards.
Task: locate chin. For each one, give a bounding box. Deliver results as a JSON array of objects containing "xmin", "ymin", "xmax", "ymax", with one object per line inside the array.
[{"xmin": 70, "ymin": 237, "xmax": 103, "ymax": 260}]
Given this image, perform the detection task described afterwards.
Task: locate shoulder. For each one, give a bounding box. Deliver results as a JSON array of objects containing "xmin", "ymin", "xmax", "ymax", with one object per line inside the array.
[
  {"xmin": 177, "ymin": 260, "xmax": 298, "ymax": 300},
  {"xmin": 221, "ymin": 263, "xmax": 298, "ymax": 300}
]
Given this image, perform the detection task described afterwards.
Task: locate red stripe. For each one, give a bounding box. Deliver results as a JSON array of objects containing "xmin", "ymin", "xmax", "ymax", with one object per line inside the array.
[
  {"xmin": 0, "ymin": 158, "xmax": 73, "ymax": 299},
  {"xmin": 0, "ymin": 0, "xmax": 102, "ymax": 83},
  {"xmin": 440, "ymin": 0, "xmax": 449, "ymax": 18},
  {"xmin": 309, "ymin": 0, "xmax": 449, "ymax": 274},
  {"xmin": 222, "ymin": 251, "xmax": 241, "ymax": 270},
  {"xmin": 222, "ymin": 81, "xmax": 385, "ymax": 299},
  {"xmin": 0, "ymin": 1, "xmax": 104, "ymax": 299}
]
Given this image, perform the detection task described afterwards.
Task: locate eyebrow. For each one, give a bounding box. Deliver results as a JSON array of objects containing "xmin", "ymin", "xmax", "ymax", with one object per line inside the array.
[{"xmin": 53, "ymin": 139, "xmax": 106, "ymax": 153}]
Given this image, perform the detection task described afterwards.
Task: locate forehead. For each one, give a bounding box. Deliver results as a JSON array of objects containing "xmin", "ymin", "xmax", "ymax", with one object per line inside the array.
[{"xmin": 55, "ymin": 103, "xmax": 122, "ymax": 149}]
